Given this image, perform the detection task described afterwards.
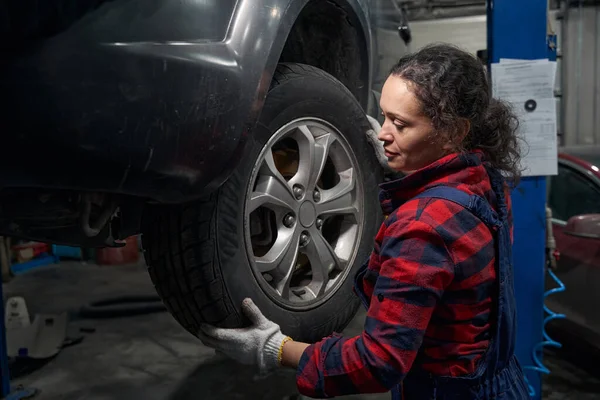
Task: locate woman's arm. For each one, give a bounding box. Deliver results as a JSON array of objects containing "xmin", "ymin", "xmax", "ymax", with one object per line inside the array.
[
  {"xmin": 292, "ymin": 219, "xmax": 455, "ymax": 398},
  {"xmin": 281, "ymin": 340, "xmax": 310, "ymax": 368}
]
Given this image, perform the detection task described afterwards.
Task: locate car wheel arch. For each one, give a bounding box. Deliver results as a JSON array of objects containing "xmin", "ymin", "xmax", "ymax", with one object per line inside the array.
[{"xmin": 257, "ymin": 0, "xmax": 372, "ymax": 112}]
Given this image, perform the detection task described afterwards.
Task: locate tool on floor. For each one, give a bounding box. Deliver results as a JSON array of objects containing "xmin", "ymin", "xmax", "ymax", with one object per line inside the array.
[
  {"xmin": 77, "ymin": 294, "xmax": 165, "ymax": 319},
  {"xmin": 5, "ymin": 297, "xmax": 68, "ymax": 361},
  {"xmin": 0, "ymin": 294, "xmax": 38, "ymax": 398}
]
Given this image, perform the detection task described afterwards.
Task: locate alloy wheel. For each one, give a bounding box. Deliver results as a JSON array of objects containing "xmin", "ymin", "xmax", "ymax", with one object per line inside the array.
[{"xmin": 244, "ymin": 118, "xmax": 364, "ymax": 310}]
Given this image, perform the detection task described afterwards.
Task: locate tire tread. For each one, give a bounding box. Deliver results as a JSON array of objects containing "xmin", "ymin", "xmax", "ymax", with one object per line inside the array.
[{"xmin": 142, "ymin": 194, "xmax": 233, "ymax": 334}]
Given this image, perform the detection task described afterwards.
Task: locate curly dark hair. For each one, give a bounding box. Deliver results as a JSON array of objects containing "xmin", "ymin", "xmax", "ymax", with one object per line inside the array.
[{"xmin": 389, "ymin": 43, "xmax": 523, "ymax": 184}]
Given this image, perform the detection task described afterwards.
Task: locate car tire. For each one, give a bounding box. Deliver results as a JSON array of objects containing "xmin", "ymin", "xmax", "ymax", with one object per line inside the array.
[{"xmin": 142, "ymin": 63, "xmax": 383, "ymax": 342}]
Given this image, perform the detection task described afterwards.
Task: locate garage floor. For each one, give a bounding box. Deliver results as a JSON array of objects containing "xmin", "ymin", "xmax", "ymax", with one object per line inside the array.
[{"xmin": 4, "ymin": 261, "xmax": 600, "ymax": 400}]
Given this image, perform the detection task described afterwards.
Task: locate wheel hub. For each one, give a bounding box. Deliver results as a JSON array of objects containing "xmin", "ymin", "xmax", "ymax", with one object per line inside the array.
[
  {"xmin": 244, "ymin": 117, "xmax": 363, "ymax": 310},
  {"xmin": 298, "ymin": 201, "xmax": 317, "ymax": 228}
]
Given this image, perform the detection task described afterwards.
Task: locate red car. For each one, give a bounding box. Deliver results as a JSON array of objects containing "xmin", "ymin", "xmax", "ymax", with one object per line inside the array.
[{"xmin": 547, "ymin": 145, "xmax": 600, "ymax": 342}]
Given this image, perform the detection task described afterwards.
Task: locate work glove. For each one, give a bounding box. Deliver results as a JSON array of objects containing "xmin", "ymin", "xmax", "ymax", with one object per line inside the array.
[
  {"xmin": 197, "ymin": 298, "xmax": 291, "ymax": 375},
  {"xmin": 366, "ymin": 115, "xmax": 394, "ymax": 173}
]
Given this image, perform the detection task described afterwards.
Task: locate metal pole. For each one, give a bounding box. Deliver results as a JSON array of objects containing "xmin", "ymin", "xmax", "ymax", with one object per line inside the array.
[
  {"xmin": 0, "ymin": 280, "xmax": 11, "ymax": 397},
  {"xmin": 487, "ymin": 1, "xmax": 555, "ymax": 399}
]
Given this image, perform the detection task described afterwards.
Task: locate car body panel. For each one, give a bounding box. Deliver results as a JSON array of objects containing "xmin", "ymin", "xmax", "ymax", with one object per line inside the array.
[
  {"xmin": 0, "ymin": 0, "xmax": 373, "ymax": 203},
  {"xmin": 547, "ymin": 146, "xmax": 600, "ymax": 342}
]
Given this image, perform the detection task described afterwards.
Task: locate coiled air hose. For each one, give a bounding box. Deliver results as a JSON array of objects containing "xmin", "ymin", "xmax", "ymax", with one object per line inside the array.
[{"xmin": 522, "ymin": 206, "xmax": 566, "ymax": 398}]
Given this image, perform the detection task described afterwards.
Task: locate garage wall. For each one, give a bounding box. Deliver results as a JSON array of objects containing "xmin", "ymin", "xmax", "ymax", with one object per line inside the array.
[
  {"xmin": 374, "ymin": 8, "xmax": 600, "ymax": 147},
  {"xmin": 374, "ymin": 14, "xmax": 488, "ymax": 89},
  {"xmin": 562, "ymin": 5, "xmax": 600, "ymax": 146}
]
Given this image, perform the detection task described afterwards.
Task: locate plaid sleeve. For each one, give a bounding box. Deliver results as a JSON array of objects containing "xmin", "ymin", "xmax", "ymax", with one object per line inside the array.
[{"xmin": 295, "ymin": 219, "xmax": 455, "ymax": 398}]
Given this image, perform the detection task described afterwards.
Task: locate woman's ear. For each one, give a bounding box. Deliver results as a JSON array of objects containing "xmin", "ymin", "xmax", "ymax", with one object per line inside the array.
[{"xmin": 443, "ymin": 119, "xmax": 470, "ymax": 151}]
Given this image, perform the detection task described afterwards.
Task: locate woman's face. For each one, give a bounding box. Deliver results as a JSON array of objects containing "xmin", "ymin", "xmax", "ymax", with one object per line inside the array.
[{"xmin": 378, "ymin": 75, "xmax": 450, "ymax": 174}]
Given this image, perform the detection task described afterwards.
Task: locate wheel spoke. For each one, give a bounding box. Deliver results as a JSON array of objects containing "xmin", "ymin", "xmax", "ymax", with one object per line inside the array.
[
  {"xmin": 299, "ymin": 226, "xmax": 341, "ymax": 299},
  {"xmin": 249, "ymin": 151, "xmax": 296, "ymax": 213},
  {"xmin": 289, "ymin": 125, "xmax": 335, "ymax": 192},
  {"xmin": 315, "ymin": 168, "xmax": 359, "ymax": 218},
  {"xmin": 255, "ymin": 228, "xmax": 301, "ymax": 299}
]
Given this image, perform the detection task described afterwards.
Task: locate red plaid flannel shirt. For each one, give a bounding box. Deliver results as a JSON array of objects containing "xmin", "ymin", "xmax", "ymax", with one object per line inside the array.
[{"xmin": 296, "ymin": 151, "xmax": 513, "ymax": 398}]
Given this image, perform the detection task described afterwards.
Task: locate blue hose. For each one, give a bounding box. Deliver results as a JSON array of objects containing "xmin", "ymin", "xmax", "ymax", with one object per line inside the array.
[{"xmin": 522, "ymin": 268, "xmax": 566, "ymax": 398}]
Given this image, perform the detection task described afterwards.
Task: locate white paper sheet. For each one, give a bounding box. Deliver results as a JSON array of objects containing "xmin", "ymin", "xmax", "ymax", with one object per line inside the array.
[
  {"xmin": 512, "ymin": 97, "xmax": 558, "ymax": 176},
  {"xmin": 491, "ymin": 61, "xmax": 556, "ymax": 101},
  {"xmin": 499, "ymin": 58, "xmax": 548, "ymax": 64},
  {"xmin": 498, "ymin": 58, "xmax": 557, "ymax": 90},
  {"xmin": 491, "ymin": 58, "xmax": 558, "ymax": 177}
]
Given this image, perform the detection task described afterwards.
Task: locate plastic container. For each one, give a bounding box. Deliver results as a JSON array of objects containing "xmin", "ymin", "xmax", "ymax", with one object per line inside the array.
[
  {"xmin": 51, "ymin": 245, "xmax": 83, "ymax": 260},
  {"xmin": 95, "ymin": 236, "xmax": 140, "ymax": 266},
  {"xmin": 11, "ymin": 242, "xmax": 51, "ymax": 263}
]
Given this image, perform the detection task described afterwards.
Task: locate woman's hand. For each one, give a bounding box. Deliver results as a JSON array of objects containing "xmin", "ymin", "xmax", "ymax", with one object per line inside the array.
[
  {"xmin": 366, "ymin": 115, "xmax": 395, "ymax": 172},
  {"xmin": 197, "ymin": 298, "xmax": 292, "ymax": 374}
]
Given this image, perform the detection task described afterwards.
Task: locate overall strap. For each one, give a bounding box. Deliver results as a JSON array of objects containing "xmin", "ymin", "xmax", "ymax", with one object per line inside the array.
[
  {"xmin": 412, "ymin": 182, "xmax": 515, "ymax": 376},
  {"xmin": 413, "ymin": 185, "xmax": 502, "ymax": 230}
]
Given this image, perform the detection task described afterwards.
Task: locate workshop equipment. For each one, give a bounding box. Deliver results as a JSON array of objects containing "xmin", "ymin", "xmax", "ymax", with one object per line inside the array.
[
  {"xmin": 95, "ymin": 236, "xmax": 140, "ymax": 266},
  {"xmin": 0, "ymin": 293, "xmax": 38, "ymax": 398},
  {"xmin": 50, "ymin": 245, "xmax": 82, "ymax": 261},
  {"xmin": 5, "ymin": 297, "xmax": 68, "ymax": 360},
  {"xmin": 487, "ymin": 1, "xmax": 561, "ymax": 399},
  {"xmin": 11, "ymin": 243, "xmax": 50, "ymax": 264}
]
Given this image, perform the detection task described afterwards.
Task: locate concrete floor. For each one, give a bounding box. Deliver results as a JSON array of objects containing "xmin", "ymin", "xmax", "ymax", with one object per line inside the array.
[{"xmin": 3, "ymin": 261, "xmax": 599, "ymax": 400}]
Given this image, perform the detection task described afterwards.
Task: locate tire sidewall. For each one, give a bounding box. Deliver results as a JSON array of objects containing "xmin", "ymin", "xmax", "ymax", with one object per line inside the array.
[{"xmin": 216, "ymin": 67, "xmax": 383, "ymax": 341}]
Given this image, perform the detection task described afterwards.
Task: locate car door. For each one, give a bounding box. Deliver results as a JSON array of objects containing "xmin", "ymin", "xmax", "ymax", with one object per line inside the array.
[{"xmin": 547, "ymin": 161, "xmax": 600, "ymax": 335}]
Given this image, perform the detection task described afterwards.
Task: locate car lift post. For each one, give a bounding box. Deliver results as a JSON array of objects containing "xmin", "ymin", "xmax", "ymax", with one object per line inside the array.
[
  {"xmin": 0, "ymin": 280, "xmax": 9, "ymax": 397},
  {"xmin": 487, "ymin": 1, "xmax": 556, "ymax": 399}
]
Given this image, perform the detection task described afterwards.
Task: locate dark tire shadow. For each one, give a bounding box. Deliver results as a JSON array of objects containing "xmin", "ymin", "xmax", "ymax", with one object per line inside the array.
[
  {"xmin": 542, "ymin": 322, "xmax": 600, "ymax": 398},
  {"xmin": 168, "ymin": 354, "xmax": 299, "ymax": 400}
]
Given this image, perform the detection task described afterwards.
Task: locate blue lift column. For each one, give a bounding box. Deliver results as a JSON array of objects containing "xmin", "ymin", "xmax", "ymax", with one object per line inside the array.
[{"xmin": 487, "ymin": 1, "xmax": 556, "ymax": 399}]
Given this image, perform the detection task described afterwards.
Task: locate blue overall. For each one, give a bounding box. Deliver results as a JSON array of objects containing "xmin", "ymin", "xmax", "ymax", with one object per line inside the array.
[{"xmin": 355, "ymin": 168, "xmax": 529, "ymax": 400}]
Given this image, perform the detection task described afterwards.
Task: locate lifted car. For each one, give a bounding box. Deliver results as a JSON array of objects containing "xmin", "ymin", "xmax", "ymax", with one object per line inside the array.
[{"xmin": 0, "ymin": 0, "xmax": 408, "ymax": 341}]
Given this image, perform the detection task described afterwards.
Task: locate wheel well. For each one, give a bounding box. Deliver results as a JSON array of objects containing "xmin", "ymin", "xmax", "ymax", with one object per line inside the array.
[{"xmin": 279, "ymin": 0, "xmax": 370, "ymax": 109}]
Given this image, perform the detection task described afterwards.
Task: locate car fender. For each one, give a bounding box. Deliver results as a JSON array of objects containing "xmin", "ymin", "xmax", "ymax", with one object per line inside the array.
[{"xmin": 217, "ymin": 0, "xmax": 373, "ymax": 189}]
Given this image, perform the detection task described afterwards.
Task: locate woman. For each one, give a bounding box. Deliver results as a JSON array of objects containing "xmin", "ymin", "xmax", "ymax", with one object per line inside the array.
[{"xmin": 197, "ymin": 43, "xmax": 530, "ymax": 400}]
